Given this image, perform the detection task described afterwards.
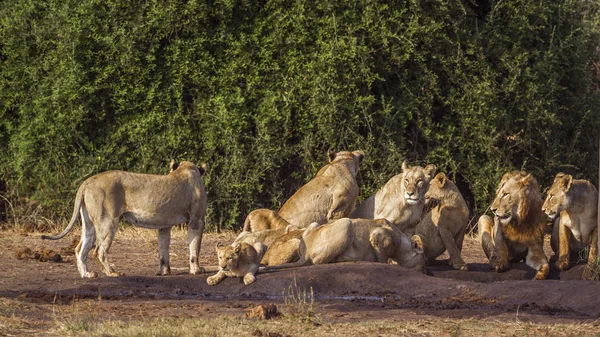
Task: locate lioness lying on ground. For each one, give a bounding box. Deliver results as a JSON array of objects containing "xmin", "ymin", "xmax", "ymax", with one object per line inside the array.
[
  {"xmin": 264, "ymin": 218, "xmax": 426, "ymax": 272},
  {"xmin": 243, "ymin": 150, "xmax": 365, "ymax": 232},
  {"xmin": 352, "ymin": 161, "xmax": 437, "ymax": 236},
  {"xmin": 42, "ymin": 161, "xmax": 207, "ymax": 278},
  {"xmin": 543, "ymin": 173, "xmax": 598, "ymax": 279},
  {"xmin": 478, "ymin": 171, "xmax": 549, "ymax": 280},
  {"xmin": 415, "ymin": 172, "xmax": 469, "ymax": 270},
  {"xmin": 207, "ymin": 242, "xmax": 261, "ymax": 286}
]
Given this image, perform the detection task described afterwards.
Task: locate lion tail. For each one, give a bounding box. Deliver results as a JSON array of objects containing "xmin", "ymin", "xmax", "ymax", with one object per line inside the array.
[{"xmin": 41, "ymin": 185, "xmax": 85, "ymax": 240}]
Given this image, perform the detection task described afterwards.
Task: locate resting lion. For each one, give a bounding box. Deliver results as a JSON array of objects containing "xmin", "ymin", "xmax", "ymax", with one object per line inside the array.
[
  {"xmin": 543, "ymin": 173, "xmax": 598, "ymax": 278},
  {"xmin": 243, "ymin": 150, "xmax": 365, "ymax": 232},
  {"xmin": 415, "ymin": 172, "xmax": 469, "ymax": 270},
  {"xmin": 42, "ymin": 161, "xmax": 207, "ymax": 278},
  {"xmin": 478, "ymin": 170, "xmax": 549, "ymax": 280},
  {"xmin": 264, "ymin": 218, "xmax": 426, "ymax": 272},
  {"xmin": 207, "ymin": 242, "xmax": 261, "ymax": 286},
  {"xmin": 352, "ymin": 161, "xmax": 437, "ymax": 236},
  {"xmin": 260, "ymin": 228, "xmax": 306, "ymax": 266},
  {"xmin": 233, "ymin": 225, "xmax": 299, "ymax": 260}
]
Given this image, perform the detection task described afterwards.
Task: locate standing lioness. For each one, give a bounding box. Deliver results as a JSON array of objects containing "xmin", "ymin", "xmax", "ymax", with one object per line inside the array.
[
  {"xmin": 243, "ymin": 150, "xmax": 365, "ymax": 231},
  {"xmin": 42, "ymin": 161, "xmax": 207, "ymax": 278}
]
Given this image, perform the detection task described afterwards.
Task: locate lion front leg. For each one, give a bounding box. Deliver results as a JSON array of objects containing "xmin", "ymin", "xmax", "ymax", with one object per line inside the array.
[
  {"xmin": 243, "ymin": 265, "xmax": 259, "ymax": 285},
  {"xmin": 556, "ymin": 218, "xmax": 572, "ymax": 271},
  {"xmin": 439, "ymin": 226, "xmax": 467, "ymax": 271},
  {"xmin": 525, "ymin": 244, "xmax": 549, "ymax": 280},
  {"xmin": 207, "ymin": 270, "xmax": 227, "ymax": 286},
  {"xmin": 479, "ymin": 215, "xmax": 508, "ymax": 272}
]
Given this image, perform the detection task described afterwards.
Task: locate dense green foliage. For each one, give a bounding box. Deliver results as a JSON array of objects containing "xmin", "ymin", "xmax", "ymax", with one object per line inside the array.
[{"xmin": 1, "ymin": 0, "xmax": 599, "ymax": 230}]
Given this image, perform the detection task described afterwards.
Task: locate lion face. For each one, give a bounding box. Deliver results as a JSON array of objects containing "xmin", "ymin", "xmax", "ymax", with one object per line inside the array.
[
  {"xmin": 401, "ymin": 161, "xmax": 437, "ymax": 205},
  {"xmin": 542, "ymin": 173, "xmax": 573, "ymax": 221},
  {"xmin": 216, "ymin": 243, "xmax": 241, "ymax": 271},
  {"xmin": 490, "ymin": 171, "xmax": 536, "ymax": 225},
  {"xmin": 424, "ymin": 172, "xmax": 450, "ymax": 206}
]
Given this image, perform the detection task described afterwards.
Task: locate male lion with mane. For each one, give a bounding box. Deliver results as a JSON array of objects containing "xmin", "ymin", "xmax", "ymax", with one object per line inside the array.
[
  {"xmin": 478, "ymin": 170, "xmax": 549, "ymax": 280},
  {"xmin": 42, "ymin": 161, "xmax": 207, "ymax": 278},
  {"xmin": 352, "ymin": 161, "xmax": 437, "ymax": 236},
  {"xmin": 243, "ymin": 150, "xmax": 364, "ymax": 231},
  {"xmin": 543, "ymin": 173, "xmax": 598, "ymax": 279}
]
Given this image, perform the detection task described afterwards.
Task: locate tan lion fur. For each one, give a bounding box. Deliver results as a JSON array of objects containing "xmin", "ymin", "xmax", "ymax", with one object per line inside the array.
[
  {"xmin": 415, "ymin": 172, "xmax": 469, "ymax": 270},
  {"xmin": 233, "ymin": 225, "xmax": 299, "ymax": 262},
  {"xmin": 242, "ymin": 150, "xmax": 364, "ymax": 232},
  {"xmin": 207, "ymin": 242, "xmax": 261, "ymax": 286},
  {"xmin": 543, "ymin": 173, "xmax": 598, "ymax": 278},
  {"xmin": 42, "ymin": 161, "xmax": 207, "ymax": 278},
  {"xmin": 260, "ymin": 228, "xmax": 305, "ymax": 266},
  {"xmin": 351, "ymin": 161, "xmax": 437, "ymax": 236},
  {"xmin": 478, "ymin": 170, "xmax": 549, "ymax": 280},
  {"xmin": 264, "ymin": 218, "xmax": 426, "ymax": 272}
]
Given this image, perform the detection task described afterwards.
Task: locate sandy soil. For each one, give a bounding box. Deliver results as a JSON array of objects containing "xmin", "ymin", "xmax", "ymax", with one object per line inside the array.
[{"xmin": 1, "ymin": 226, "xmax": 599, "ymax": 334}]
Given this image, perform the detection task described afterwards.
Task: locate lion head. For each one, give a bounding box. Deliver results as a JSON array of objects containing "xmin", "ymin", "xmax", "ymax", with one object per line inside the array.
[
  {"xmin": 424, "ymin": 172, "xmax": 458, "ymax": 206},
  {"xmin": 490, "ymin": 170, "xmax": 543, "ymax": 225},
  {"xmin": 400, "ymin": 235, "xmax": 427, "ymax": 273},
  {"xmin": 322, "ymin": 150, "xmax": 365, "ymax": 177},
  {"xmin": 401, "ymin": 161, "xmax": 437, "ymax": 205},
  {"xmin": 215, "ymin": 242, "xmax": 242, "ymax": 271},
  {"xmin": 542, "ymin": 173, "xmax": 573, "ymax": 221}
]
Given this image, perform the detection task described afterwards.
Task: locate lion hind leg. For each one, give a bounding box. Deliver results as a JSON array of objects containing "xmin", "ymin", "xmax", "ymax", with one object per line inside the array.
[
  {"xmin": 76, "ymin": 207, "xmax": 97, "ymax": 278},
  {"xmin": 187, "ymin": 220, "xmax": 205, "ymax": 274},
  {"xmin": 94, "ymin": 216, "xmax": 120, "ymax": 277},
  {"xmin": 157, "ymin": 227, "xmax": 172, "ymax": 276}
]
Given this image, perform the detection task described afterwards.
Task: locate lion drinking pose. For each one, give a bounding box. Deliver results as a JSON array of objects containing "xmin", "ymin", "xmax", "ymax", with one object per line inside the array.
[
  {"xmin": 243, "ymin": 150, "xmax": 365, "ymax": 232},
  {"xmin": 478, "ymin": 171, "xmax": 549, "ymax": 280},
  {"xmin": 42, "ymin": 161, "xmax": 207, "ymax": 278},
  {"xmin": 543, "ymin": 173, "xmax": 598, "ymax": 278},
  {"xmin": 415, "ymin": 172, "xmax": 469, "ymax": 270},
  {"xmin": 207, "ymin": 242, "xmax": 261, "ymax": 286},
  {"xmin": 264, "ymin": 218, "xmax": 426, "ymax": 272},
  {"xmin": 352, "ymin": 161, "xmax": 437, "ymax": 236}
]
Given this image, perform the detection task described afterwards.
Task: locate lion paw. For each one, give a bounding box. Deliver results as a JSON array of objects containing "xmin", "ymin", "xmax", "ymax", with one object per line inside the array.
[
  {"xmin": 207, "ymin": 275, "xmax": 221, "ymax": 286},
  {"xmin": 243, "ymin": 274, "xmax": 256, "ymax": 285},
  {"xmin": 490, "ymin": 262, "xmax": 508, "ymax": 273},
  {"xmin": 84, "ymin": 271, "xmax": 98, "ymax": 278},
  {"xmin": 556, "ymin": 257, "xmax": 570, "ymax": 271},
  {"xmin": 156, "ymin": 266, "xmax": 171, "ymax": 276},
  {"xmin": 450, "ymin": 259, "xmax": 468, "ymax": 271},
  {"xmin": 190, "ymin": 265, "xmax": 205, "ymax": 275}
]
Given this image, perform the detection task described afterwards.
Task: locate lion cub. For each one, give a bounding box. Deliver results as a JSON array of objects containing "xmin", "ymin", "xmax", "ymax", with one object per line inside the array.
[
  {"xmin": 207, "ymin": 242, "xmax": 261, "ymax": 286},
  {"xmin": 415, "ymin": 172, "xmax": 469, "ymax": 270}
]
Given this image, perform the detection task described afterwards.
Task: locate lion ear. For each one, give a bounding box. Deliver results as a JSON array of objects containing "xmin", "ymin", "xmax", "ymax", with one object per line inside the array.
[
  {"xmin": 170, "ymin": 160, "xmax": 180, "ymax": 172},
  {"xmin": 328, "ymin": 150, "xmax": 337, "ymax": 163},
  {"xmin": 215, "ymin": 242, "xmax": 224, "ymax": 251},
  {"xmin": 198, "ymin": 163, "xmax": 207, "ymax": 176},
  {"xmin": 401, "ymin": 161, "xmax": 409, "ymax": 172},
  {"xmin": 424, "ymin": 164, "xmax": 437, "ymax": 180},
  {"xmin": 560, "ymin": 174, "xmax": 573, "ymax": 192},
  {"xmin": 232, "ymin": 242, "xmax": 241, "ymax": 254},
  {"xmin": 411, "ymin": 235, "xmax": 424, "ymax": 255},
  {"xmin": 435, "ymin": 172, "xmax": 446, "ymax": 187},
  {"xmin": 353, "ymin": 150, "xmax": 365, "ymax": 163}
]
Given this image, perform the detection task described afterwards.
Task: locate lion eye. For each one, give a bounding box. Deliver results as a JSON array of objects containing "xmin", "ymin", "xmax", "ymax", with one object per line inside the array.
[
  {"xmin": 549, "ymin": 194, "xmax": 553, "ymax": 200},
  {"xmin": 502, "ymin": 192, "xmax": 508, "ymax": 198}
]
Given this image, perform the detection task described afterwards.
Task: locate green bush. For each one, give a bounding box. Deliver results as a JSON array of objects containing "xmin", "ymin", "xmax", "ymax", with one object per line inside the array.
[{"xmin": 0, "ymin": 0, "xmax": 598, "ymax": 230}]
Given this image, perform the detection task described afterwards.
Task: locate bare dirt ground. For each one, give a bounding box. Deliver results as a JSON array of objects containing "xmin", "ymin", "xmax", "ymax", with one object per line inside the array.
[{"xmin": 2, "ymin": 226, "xmax": 600, "ymax": 335}]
